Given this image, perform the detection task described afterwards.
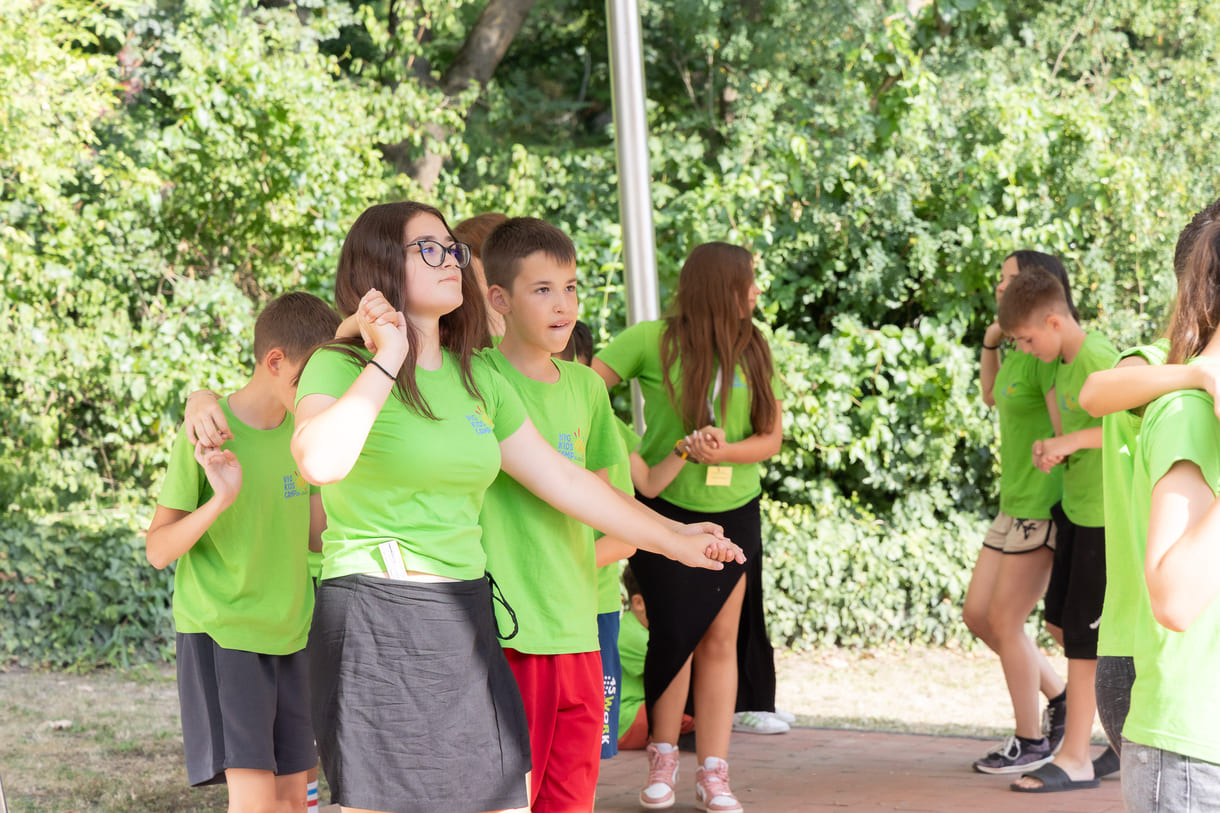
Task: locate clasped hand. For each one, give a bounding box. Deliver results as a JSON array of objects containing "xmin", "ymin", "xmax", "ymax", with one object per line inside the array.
[
  {"xmin": 684, "ymin": 426, "xmax": 727, "ymax": 464},
  {"xmin": 1032, "ymin": 436, "xmax": 1068, "ymax": 474},
  {"xmin": 356, "ymin": 288, "xmax": 408, "ymax": 361}
]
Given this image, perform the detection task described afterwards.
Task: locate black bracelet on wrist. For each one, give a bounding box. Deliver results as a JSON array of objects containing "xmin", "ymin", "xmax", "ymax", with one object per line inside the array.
[
  {"xmin": 368, "ymin": 359, "xmax": 397, "ymax": 381},
  {"xmin": 982, "ymin": 342, "xmax": 1001, "ymax": 351}
]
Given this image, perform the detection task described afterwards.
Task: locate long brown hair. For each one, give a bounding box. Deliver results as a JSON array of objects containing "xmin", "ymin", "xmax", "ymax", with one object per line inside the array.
[
  {"xmin": 1167, "ymin": 219, "xmax": 1220, "ymax": 364},
  {"xmin": 660, "ymin": 242, "xmax": 777, "ymax": 433},
  {"xmin": 326, "ymin": 201, "xmax": 488, "ymax": 419}
]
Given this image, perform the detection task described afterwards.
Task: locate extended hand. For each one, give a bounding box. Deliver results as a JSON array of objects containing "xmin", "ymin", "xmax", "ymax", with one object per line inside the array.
[
  {"xmin": 668, "ymin": 531, "xmax": 745, "ymax": 570},
  {"xmin": 1190, "ymin": 362, "xmax": 1220, "ymax": 418},
  {"xmin": 1033, "ymin": 437, "xmax": 1068, "ymax": 474},
  {"xmin": 676, "ymin": 520, "xmax": 727, "ymax": 541}
]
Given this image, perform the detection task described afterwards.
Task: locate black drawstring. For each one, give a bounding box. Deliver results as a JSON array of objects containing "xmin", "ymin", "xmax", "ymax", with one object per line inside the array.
[{"xmin": 485, "ymin": 572, "xmax": 518, "ymax": 641}]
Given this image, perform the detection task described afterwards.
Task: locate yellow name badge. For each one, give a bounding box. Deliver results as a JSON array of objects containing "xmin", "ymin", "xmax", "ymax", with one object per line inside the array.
[{"xmin": 706, "ymin": 466, "xmax": 733, "ymax": 487}]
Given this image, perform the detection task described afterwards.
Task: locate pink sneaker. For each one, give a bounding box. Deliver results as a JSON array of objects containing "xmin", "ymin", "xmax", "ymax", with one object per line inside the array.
[
  {"xmin": 640, "ymin": 743, "xmax": 679, "ymax": 809},
  {"xmin": 695, "ymin": 758, "xmax": 743, "ymax": 813}
]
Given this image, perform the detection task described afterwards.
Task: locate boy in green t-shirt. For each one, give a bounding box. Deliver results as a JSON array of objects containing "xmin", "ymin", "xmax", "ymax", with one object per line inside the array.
[
  {"xmin": 146, "ymin": 292, "xmax": 339, "ymax": 810},
  {"xmin": 998, "ymin": 269, "xmax": 1119, "ymax": 793},
  {"xmin": 479, "ymin": 218, "xmax": 730, "ymax": 812}
]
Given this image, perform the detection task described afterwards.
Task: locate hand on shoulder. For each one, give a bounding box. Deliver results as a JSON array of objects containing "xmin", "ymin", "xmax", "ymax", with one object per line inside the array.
[{"xmin": 184, "ymin": 390, "xmax": 231, "ymax": 448}]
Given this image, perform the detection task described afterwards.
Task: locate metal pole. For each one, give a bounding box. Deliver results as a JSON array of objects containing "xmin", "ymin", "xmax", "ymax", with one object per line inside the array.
[{"xmin": 606, "ymin": 0, "xmax": 659, "ymax": 432}]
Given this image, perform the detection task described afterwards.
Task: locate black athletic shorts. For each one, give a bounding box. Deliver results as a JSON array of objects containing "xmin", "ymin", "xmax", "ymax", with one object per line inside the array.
[
  {"xmin": 1043, "ymin": 502, "xmax": 1106, "ymax": 660},
  {"xmin": 176, "ymin": 633, "xmax": 315, "ymax": 786}
]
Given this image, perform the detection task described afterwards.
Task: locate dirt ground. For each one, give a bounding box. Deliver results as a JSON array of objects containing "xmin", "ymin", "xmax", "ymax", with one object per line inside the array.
[{"xmin": 0, "ymin": 644, "xmax": 1094, "ymax": 812}]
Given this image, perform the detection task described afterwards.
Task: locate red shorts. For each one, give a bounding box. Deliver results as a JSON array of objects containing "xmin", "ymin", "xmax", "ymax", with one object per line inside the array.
[{"xmin": 503, "ymin": 649, "xmax": 603, "ymax": 813}]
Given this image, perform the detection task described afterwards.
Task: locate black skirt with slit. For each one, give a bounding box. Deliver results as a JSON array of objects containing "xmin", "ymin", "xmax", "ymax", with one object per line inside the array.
[{"xmin": 631, "ymin": 494, "xmax": 768, "ymax": 721}]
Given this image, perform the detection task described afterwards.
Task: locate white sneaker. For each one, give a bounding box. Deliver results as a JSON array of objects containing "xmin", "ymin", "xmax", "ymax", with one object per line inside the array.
[
  {"xmin": 732, "ymin": 711, "xmax": 789, "ymax": 734},
  {"xmin": 771, "ymin": 709, "xmax": 797, "ymax": 724}
]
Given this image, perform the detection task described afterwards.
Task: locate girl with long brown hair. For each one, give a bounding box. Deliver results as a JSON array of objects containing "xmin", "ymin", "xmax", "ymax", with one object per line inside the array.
[
  {"xmin": 593, "ymin": 241, "xmax": 783, "ymax": 813},
  {"xmin": 967, "ymin": 251, "xmax": 1070, "ymax": 776}
]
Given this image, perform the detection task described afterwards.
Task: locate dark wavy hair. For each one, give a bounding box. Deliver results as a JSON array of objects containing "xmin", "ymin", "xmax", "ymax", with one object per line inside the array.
[
  {"xmin": 1167, "ymin": 220, "xmax": 1220, "ymax": 364},
  {"xmin": 1174, "ymin": 198, "xmax": 1220, "ymax": 280},
  {"xmin": 660, "ymin": 242, "xmax": 777, "ymax": 434},
  {"xmin": 1005, "ymin": 250, "xmax": 1079, "ymax": 321},
  {"xmin": 323, "ymin": 201, "xmax": 488, "ymax": 419}
]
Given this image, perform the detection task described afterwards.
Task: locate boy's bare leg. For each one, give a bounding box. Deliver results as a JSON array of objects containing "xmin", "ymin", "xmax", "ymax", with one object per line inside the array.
[
  {"xmin": 226, "ymin": 767, "xmax": 291, "ymax": 813},
  {"xmin": 1012, "ymin": 658, "xmax": 1098, "ymax": 788},
  {"xmin": 272, "ymin": 770, "xmax": 307, "ymax": 812},
  {"xmin": 988, "ymin": 548, "xmax": 1063, "ymax": 738},
  {"xmin": 691, "ymin": 577, "xmax": 746, "ymax": 762}
]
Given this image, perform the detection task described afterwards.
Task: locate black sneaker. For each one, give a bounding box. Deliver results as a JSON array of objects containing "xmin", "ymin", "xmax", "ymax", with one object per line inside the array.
[
  {"xmin": 1043, "ymin": 694, "xmax": 1067, "ymax": 754},
  {"xmin": 972, "ymin": 736, "xmax": 1054, "ymax": 775}
]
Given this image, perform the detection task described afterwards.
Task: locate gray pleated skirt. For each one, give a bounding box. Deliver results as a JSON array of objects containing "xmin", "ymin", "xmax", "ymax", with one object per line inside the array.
[{"xmin": 310, "ymin": 574, "xmax": 530, "ymax": 813}]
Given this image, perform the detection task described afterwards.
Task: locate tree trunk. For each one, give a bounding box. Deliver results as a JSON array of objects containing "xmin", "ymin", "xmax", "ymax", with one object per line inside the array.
[{"xmin": 385, "ymin": 0, "xmax": 538, "ymax": 190}]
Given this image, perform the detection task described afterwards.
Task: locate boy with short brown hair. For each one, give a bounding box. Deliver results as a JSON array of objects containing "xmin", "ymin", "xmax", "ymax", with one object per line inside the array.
[
  {"xmin": 998, "ymin": 269, "xmax": 1118, "ymax": 793},
  {"xmin": 147, "ymin": 292, "xmax": 338, "ymax": 811}
]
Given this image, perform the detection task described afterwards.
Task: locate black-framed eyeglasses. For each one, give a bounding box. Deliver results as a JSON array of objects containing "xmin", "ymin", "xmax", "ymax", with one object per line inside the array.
[{"xmin": 410, "ymin": 239, "xmax": 472, "ymax": 269}]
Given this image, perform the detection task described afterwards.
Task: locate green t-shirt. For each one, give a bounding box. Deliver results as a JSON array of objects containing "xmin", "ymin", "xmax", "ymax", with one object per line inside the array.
[
  {"xmin": 479, "ymin": 350, "xmax": 627, "ymax": 654},
  {"xmin": 617, "ymin": 609, "xmax": 648, "ymax": 734},
  {"xmin": 595, "ymin": 320, "xmax": 782, "ymax": 512},
  {"xmin": 157, "ymin": 399, "xmax": 313, "ymax": 655},
  {"xmin": 1055, "ymin": 330, "xmax": 1119, "ymax": 527},
  {"xmin": 296, "ymin": 347, "xmax": 527, "ymax": 582},
  {"xmin": 1097, "ymin": 339, "xmax": 1169, "ymax": 657},
  {"xmin": 993, "ymin": 349, "xmax": 1061, "ymax": 519},
  {"xmin": 1124, "ymin": 385, "xmax": 1220, "ymax": 763},
  {"xmin": 597, "ymin": 418, "xmax": 642, "ymax": 615}
]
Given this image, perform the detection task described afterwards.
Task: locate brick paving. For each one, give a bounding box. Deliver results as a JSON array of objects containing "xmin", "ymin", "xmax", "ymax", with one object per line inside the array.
[
  {"xmin": 594, "ymin": 728, "xmax": 1124, "ymax": 812},
  {"xmin": 318, "ymin": 727, "xmax": 1123, "ymax": 812}
]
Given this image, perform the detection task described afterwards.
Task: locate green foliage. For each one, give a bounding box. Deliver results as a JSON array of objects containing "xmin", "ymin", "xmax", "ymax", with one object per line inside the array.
[
  {"xmin": 761, "ymin": 497, "xmax": 981, "ymax": 648},
  {"xmin": 766, "ymin": 316, "xmax": 994, "ymax": 510},
  {"xmin": 0, "ymin": 512, "xmax": 174, "ymax": 669},
  {"xmin": 6, "ymin": 0, "xmax": 1220, "ymax": 663}
]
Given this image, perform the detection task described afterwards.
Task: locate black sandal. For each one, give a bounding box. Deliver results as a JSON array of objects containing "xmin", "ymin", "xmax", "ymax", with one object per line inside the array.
[{"xmin": 1093, "ymin": 746, "xmax": 1120, "ymax": 779}]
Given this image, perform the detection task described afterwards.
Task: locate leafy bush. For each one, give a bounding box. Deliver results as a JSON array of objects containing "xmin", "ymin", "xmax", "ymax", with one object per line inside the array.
[
  {"xmin": 0, "ymin": 511, "xmax": 174, "ymax": 669},
  {"xmin": 761, "ymin": 497, "xmax": 982, "ymax": 648}
]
